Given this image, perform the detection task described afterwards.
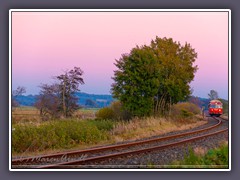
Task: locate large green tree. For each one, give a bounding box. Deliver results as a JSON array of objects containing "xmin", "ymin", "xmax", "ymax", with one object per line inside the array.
[
  {"xmin": 111, "ymin": 36, "xmax": 198, "ymax": 117},
  {"xmin": 111, "ymin": 45, "xmax": 159, "ymax": 117},
  {"xmin": 151, "ymin": 37, "xmax": 198, "ymax": 115}
]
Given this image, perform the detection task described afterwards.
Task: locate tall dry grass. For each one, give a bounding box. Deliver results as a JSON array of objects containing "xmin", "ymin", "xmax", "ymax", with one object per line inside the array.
[
  {"xmin": 12, "ymin": 106, "xmax": 207, "ymax": 156},
  {"xmin": 12, "ymin": 107, "xmax": 41, "ymax": 124},
  {"xmin": 111, "ymin": 116, "xmax": 207, "ymax": 142}
]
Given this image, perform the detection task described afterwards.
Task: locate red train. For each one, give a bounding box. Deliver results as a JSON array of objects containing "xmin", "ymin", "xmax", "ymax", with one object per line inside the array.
[{"xmin": 208, "ymin": 99, "xmax": 223, "ymax": 117}]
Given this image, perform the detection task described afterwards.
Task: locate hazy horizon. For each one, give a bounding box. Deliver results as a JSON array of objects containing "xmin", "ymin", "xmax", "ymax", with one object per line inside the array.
[{"xmin": 11, "ymin": 11, "xmax": 229, "ymax": 100}]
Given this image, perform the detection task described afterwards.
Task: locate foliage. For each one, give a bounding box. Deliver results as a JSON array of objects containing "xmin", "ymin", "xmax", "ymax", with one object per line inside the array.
[
  {"xmin": 13, "ymin": 92, "xmax": 114, "ymax": 108},
  {"xmin": 95, "ymin": 107, "xmax": 114, "ymax": 120},
  {"xmin": 218, "ymin": 98, "xmax": 229, "ymax": 115},
  {"xmin": 111, "ymin": 36, "xmax": 198, "ymax": 117},
  {"xmin": 56, "ymin": 67, "xmax": 84, "ymax": 117},
  {"xmin": 34, "ymin": 67, "xmax": 84, "ymax": 120},
  {"xmin": 95, "ymin": 101, "xmax": 132, "ymax": 121},
  {"xmin": 12, "ymin": 110, "xmax": 205, "ymax": 154},
  {"xmin": 208, "ymin": 90, "xmax": 219, "ymax": 100},
  {"xmin": 172, "ymin": 144, "xmax": 228, "ymax": 167},
  {"xmin": 180, "ymin": 109, "xmax": 194, "ymax": 118},
  {"xmin": 88, "ymin": 119, "xmax": 114, "ymax": 131},
  {"xmin": 34, "ymin": 83, "xmax": 60, "ymax": 120},
  {"xmin": 12, "ymin": 119, "xmax": 114, "ymax": 153},
  {"xmin": 111, "ymin": 45, "xmax": 159, "ymax": 117},
  {"xmin": 110, "ymin": 101, "xmax": 132, "ymax": 121},
  {"xmin": 171, "ymin": 102, "xmax": 201, "ymax": 118}
]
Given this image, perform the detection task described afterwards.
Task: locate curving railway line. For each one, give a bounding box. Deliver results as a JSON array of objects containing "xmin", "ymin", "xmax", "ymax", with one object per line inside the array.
[{"xmin": 12, "ymin": 116, "xmax": 228, "ymax": 169}]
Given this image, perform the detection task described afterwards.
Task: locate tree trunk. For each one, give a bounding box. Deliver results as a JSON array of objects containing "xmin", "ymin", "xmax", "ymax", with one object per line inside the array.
[
  {"xmin": 63, "ymin": 75, "xmax": 67, "ymax": 118},
  {"xmin": 169, "ymin": 96, "xmax": 172, "ymax": 116}
]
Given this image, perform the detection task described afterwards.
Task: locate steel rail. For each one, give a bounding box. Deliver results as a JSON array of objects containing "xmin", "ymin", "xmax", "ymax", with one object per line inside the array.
[
  {"xmin": 218, "ymin": 116, "xmax": 229, "ymax": 121},
  {"xmin": 12, "ymin": 117, "xmax": 222, "ymax": 166},
  {"xmin": 38, "ymin": 128, "xmax": 228, "ymax": 168}
]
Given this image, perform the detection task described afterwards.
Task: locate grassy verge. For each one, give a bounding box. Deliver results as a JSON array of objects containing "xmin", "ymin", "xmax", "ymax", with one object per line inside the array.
[
  {"xmin": 162, "ymin": 141, "xmax": 229, "ymax": 168},
  {"xmin": 12, "ymin": 115, "xmax": 207, "ymax": 156},
  {"xmin": 12, "ymin": 119, "xmax": 114, "ymax": 154},
  {"xmin": 111, "ymin": 116, "xmax": 206, "ymax": 142}
]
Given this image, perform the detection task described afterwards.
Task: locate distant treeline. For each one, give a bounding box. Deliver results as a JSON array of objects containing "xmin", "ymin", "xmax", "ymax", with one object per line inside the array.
[
  {"xmin": 15, "ymin": 92, "xmax": 115, "ymax": 108},
  {"xmin": 15, "ymin": 93, "xmax": 228, "ymax": 112}
]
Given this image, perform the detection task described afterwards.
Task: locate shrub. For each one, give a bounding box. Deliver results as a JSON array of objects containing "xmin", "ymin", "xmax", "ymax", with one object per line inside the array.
[
  {"xmin": 181, "ymin": 109, "xmax": 194, "ymax": 118},
  {"xmin": 12, "ymin": 119, "xmax": 114, "ymax": 153},
  {"xmin": 171, "ymin": 102, "xmax": 200, "ymax": 118},
  {"xmin": 96, "ymin": 102, "xmax": 133, "ymax": 121},
  {"xmin": 110, "ymin": 101, "xmax": 122, "ymax": 120},
  {"xmin": 88, "ymin": 119, "xmax": 114, "ymax": 131},
  {"xmin": 172, "ymin": 144, "xmax": 228, "ymax": 167},
  {"xmin": 110, "ymin": 101, "xmax": 132, "ymax": 121},
  {"xmin": 95, "ymin": 107, "xmax": 114, "ymax": 120}
]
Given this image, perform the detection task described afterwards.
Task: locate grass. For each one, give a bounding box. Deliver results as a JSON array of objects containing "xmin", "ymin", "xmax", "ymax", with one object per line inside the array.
[
  {"xmin": 111, "ymin": 116, "xmax": 206, "ymax": 142},
  {"xmin": 12, "ymin": 107, "xmax": 42, "ymax": 124},
  {"xmin": 12, "ymin": 119, "xmax": 114, "ymax": 154},
  {"xmin": 12, "ymin": 107, "xmax": 99, "ymax": 124},
  {"xmin": 12, "ymin": 106, "xmax": 207, "ymax": 157},
  {"xmin": 12, "ymin": 120, "xmax": 206, "ymax": 156},
  {"xmin": 12, "ymin": 106, "xmax": 229, "ymax": 168},
  {"xmin": 163, "ymin": 141, "xmax": 229, "ymax": 168},
  {"xmin": 74, "ymin": 108, "xmax": 99, "ymax": 119}
]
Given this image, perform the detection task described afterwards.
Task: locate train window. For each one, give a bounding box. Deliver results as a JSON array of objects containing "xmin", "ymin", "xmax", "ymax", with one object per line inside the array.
[
  {"xmin": 215, "ymin": 105, "xmax": 222, "ymax": 108},
  {"xmin": 209, "ymin": 104, "xmax": 222, "ymax": 108},
  {"xmin": 209, "ymin": 104, "xmax": 215, "ymax": 108}
]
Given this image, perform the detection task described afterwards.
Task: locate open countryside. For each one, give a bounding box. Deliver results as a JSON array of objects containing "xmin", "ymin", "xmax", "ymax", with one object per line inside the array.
[{"xmin": 11, "ymin": 10, "xmax": 229, "ymax": 170}]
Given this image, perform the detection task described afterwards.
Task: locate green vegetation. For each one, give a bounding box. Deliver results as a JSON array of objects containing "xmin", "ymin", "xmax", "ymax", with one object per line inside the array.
[
  {"xmin": 96, "ymin": 101, "xmax": 132, "ymax": 121},
  {"xmin": 12, "ymin": 36, "xmax": 227, "ymax": 168},
  {"xmin": 95, "ymin": 107, "xmax": 114, "ymax": 120},
  {"xmin": 12, "ymin": 119, "xmax": 114, "ymax": 153},
  {"xmin": 12, "ymin": 107, "xmax": 206, "ymax": 155},
  {"xmin": 171, "ymin": 102, "xmax": 201, "ymax": 118},
  {"xmin": 219, "ymin": 98, "xmax": 229, "ymax": 115},
  {"xmin": 34, "ymin": 67, "xmax": 84, "ymax": 120},
  {"xmin": 170, "ymin": 143, "xmax": 228, "ymax": 168},
  {"xmin": 12, "ymin": 107, "xmax": 99, "ymax": 124},
  {"xmin": 12, "ymin": 101, "xmax": 206, "ymax": 155},
  {"xmin": 111, "ymin": 36, "xmax": 198, "ymax": 117}
]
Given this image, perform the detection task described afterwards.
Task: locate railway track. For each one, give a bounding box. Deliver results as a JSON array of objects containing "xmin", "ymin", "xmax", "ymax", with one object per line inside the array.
[{"xmin": 12, "ymin": 116, "xmax": 228, "ymax": 169}]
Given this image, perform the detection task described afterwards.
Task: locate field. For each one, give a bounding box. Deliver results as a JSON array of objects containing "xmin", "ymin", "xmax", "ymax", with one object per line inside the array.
[
  {"xmin": 12, "ymin": 107, "xmax": 99, "ymax": 124},
  {"xmin": 12, "ymin": 107, "xmax": 207, "ymax": 156}
]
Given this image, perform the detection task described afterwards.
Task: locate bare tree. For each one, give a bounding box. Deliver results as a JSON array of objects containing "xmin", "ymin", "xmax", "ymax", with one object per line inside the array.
[
  {"xmin": 12, "ymin": 86, "xmax": 26, "ymax": 107},
  {"xmin": 208, "ymin": 90, "xmax": 219, "ymax": 100},
  {"xmin": 35, "ymin": 67, "xmax": 84, "ymax": 120},
  {"xmin": 34, "ymin": 83, "xmax": 60, "ymax": 120},
  {"xmin": 56, "ymin": 67, "xmax": 84, "ymax": 117}
]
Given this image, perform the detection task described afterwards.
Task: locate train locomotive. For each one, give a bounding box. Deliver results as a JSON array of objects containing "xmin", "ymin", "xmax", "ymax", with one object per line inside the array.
[{"xmin": 208, "ymin": 99, "xmax": 223, "ymax": 117}]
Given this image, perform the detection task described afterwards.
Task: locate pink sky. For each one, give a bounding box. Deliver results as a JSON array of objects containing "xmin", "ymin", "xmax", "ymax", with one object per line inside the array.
[{"xmin": 11, "ymin": 11, "xmax": 229, "ymax": 99}]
